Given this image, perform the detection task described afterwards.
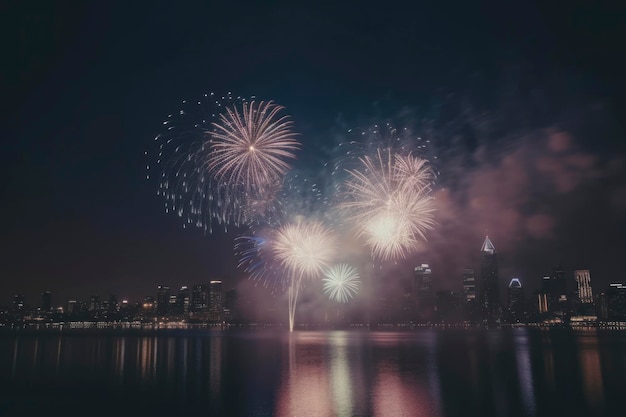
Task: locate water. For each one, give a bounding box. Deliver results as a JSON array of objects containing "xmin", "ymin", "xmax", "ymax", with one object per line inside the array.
[{"xmin": 0, "ymin": 328, "xmax": 624, "ymax": 416}]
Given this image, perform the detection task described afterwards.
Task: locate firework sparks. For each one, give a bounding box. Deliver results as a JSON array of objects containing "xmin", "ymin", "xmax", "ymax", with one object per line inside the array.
[
  {"xmin": 323, "ymin": 264, "xmax": 360, "ymax": 303},
  {"xmin": 209, "ymin": 101, "xmax": 300, "ymax": 192},
  {"xmin": 236, "ymin": 219, "xmax": 336, "ymax": 331},
  {"xmin": 341, "ymin": 148, "xmax": 435, "ymax": 260},
  {"xmin": 272, "ymin": 220, "xmax": 336, "ymax": 279},
  {"xmin": 150, "ymin": 94, "xmax": 300, "ymax": 232}
]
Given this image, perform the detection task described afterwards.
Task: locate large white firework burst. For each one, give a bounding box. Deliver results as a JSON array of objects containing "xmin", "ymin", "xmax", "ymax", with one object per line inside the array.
[
  {"xmin": 272, "ymin": 220, "xmax": 336, "ymax": 279},
  {"xmin": 323, "ymin": 264, "xmax": 360, "ymax": 303},
  {"xmin": 209, "ymin": 100, "xmax": 300, "ymax": 192},
  {"xmin": 341, "ymin": 148, "xmax": 435, "ymax": 261}
]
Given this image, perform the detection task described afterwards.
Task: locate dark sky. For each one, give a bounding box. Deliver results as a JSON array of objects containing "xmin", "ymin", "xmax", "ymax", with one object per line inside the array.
[{"xmin": 2, "ymin": 1, "xmax": 625, "ymax": 307}]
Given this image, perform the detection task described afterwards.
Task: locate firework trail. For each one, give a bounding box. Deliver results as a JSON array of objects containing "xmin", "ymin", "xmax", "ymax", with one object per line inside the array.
[
  {"xmin": 149, "ymin": 93, "xmax": 300, "ymax": 232},
  {"xmin": 236, "ymin": 219, "xmax": 336, "ymax": 330},
  {"xmin": 323, "ymin": 264, "xmax": 360, "ymax": 303}
]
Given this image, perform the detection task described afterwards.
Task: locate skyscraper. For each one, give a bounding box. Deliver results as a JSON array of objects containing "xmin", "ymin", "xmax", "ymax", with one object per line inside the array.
[
  {"xmin": 507, "ymin": 278, "xmax": 524, "ymax": 322},
  {"xmin": 414, "ymin": 264, "xmax": 434, "ymax": 322},
  {"xmin": 462, "ymin": 268, "xmax": 476, "ymax": 303},
  {"xmin": 177, "ymin": 286, "xmax": 191, "ymax": 316},
  {"xmin": 156, "ymin": 285, "xmax": 170, "ymax": 316},
  {"xmin": 209, "ymin": 280, "xmax": 223, "ymax": 322},
  {"xmin": 480, "ymin": 236, "xmax": 500, "ymax": 321},
  {"xmin": 575, "ymin": 270, "xmax": 593, "ymax": 304},
  {"xmin": 192, "ymin": 284, "xmax": 208, "ymax": 314}
]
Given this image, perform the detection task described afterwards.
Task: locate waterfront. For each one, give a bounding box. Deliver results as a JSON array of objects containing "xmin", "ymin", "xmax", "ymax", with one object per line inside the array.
[{"xmin": 1, "ymin": 328, "xmax": 624, "ymax": 416}]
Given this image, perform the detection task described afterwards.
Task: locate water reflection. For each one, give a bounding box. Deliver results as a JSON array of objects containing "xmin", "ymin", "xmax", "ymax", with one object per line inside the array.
[
  {"xmin": 514, "ymin": 329, "xmax": 536, "ymax": 416},
  {"xmin": 276, "ymin": 333, "xmax": 334, "ymax": 416},
  {"xmin": 329, "ymin": 333, "xmax": 353, "ymax": 415},
  {"xmin": 577, "ymin": 331, "xmax": 604, "ymax": 411},
  {"xmin": 209, "ymin": 334, "xmax": 222, "ymax": 405},
  {"xmin": 0, "ymin": 329, "xmax": 623, "ymax": 416},
  {"xmin": 541, "ymin": 330, "xmax": 556, "ymax": 389}
]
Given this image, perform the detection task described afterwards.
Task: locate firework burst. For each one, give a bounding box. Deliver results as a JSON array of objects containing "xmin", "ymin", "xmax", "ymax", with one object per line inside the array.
[
  {"xmin": 323, "ymin": 264, "xmax": 360, "ymax": 303},
  {"xmin": 236, "ymin": 219, "xmax": 336, "ymax": 331},
  {"xmin": 341, "ymin": 147, "xmax": 435, "ymax": 261},
  {"xmin": 209, "ymin": 100, "xmax": 300, "ymax": 192},
  {"xmin": 149, "ymin": 94, "xmax": 299, "ymax": 232}
]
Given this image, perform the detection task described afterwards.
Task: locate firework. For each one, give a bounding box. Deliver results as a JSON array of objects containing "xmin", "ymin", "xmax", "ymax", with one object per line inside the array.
[
  {"xmin": 236, "ymin": 219, "xmax": 336, "ymax": 331},
  {"xmin": 209, "ymin": 100, "xmax": 300, "ymax": 192},
  {"xmin": 323, "ymin": 264, "xmax": 360, "ymax": 303},
  {"xmin": 149, "ymin": 94, "xmax": 299, "ymax": 232},
  {"xmin": 272, "ymin": 220, "xmax": 336, "ymax": 278},
  {"xmin": 341, "ymin": 147, "xmax": 435, "ymax": 260}
]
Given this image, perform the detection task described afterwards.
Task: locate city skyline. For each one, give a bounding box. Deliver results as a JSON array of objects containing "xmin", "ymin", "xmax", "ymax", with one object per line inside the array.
[{"xmin": 4, "ymin": 235, "xmax": 623, "ymax": 325}]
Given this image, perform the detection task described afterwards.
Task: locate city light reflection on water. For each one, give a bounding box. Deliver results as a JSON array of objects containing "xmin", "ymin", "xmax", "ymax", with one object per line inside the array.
[{"xmin": 0, "ymin": 328, "xmax": 625, "ymax": 416}]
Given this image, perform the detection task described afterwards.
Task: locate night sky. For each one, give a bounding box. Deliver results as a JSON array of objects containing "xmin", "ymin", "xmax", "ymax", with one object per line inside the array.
[{"xmin": 3, "ymin": 1, "xmax": 625, "ymax": 308}]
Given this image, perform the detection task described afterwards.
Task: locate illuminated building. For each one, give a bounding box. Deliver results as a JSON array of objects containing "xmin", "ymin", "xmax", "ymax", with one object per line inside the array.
[
  {"xmin": 156, "ymin": 285, "xmax": 170, "ymax": 316},
  {"xmin": 168, "ymin": 294, "xmax": 178, "ymax": 315},
  {"xmin": 177, "ymin": 286, "xmax": 191, "ymax": 316},
  {"xmin": 462, "ymin": 268, "xmax": 476, "ymax": 303},
  {"xmin": 192, "ymin": 284, "xmax": 208, "ymax": 314},
  {"xmin": 541, "ymin": 265, "xmax": 569, "ymax": 316},
  {"xmin": 537, "ymin": 293, "xmax": 549, "ymax": 314},
  {"xmin": 480, "ymin": 236, "xmax": 500, "ymax": 321},
  {"xmin": 224, "ymin": 289, "xmax": 237, "ymax": 322},
  {"xmin": 209, "ymin": 280, "xmax": 223, "ymax": 322},
  {"xmin": 575, "ymin": 270, "xmax": 593, "ymax": 304},
  {"xmin": 507, "ymin": 278, "xmax": 524, "ymax": 321},
  {"xmin": 414, "ymin": 264, "xmax": 434, "ymax": 322},
  {"xmin": 462, "ymin": 268, "xmax": 479, "ymax": 322}
]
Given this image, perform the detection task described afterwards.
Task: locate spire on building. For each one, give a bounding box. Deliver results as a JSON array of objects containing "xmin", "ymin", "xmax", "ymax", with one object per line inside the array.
[
  {"xmin": 508, "ymin": 278, "xmax": 522, "ymax": 288},
  {"xmin": 481, "ymin": 236, "xmax": 496, "ymax": 254}
]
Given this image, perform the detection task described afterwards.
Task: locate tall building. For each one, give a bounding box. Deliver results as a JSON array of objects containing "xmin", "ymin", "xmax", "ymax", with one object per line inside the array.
[
  {"xmin": 480, "ymin": 236, "xmax": 500, "ymax": 321},
  {"xmin": 575, "ymin": 270, "xmax": 593, "ymax": 304},
  {"xmin": 462, "ymin": 268, "xmax": 476, "ymax": 303},
  {"xmin": 606, "ymin": 283, "xmax": 626, "ymax": 320},
  {"xmin": 156, "ymin": 285, "xmax": 171, "ymax": 316},
  {"xmin": 507, "ymin": 278, "xmax": 524, "ymax": 321},
  {"xmin": 67, "ymin": 300, "xmax": 79, "ymax": 315},
  {"xmin": 41, "ymin": 291, "xmax": 52, "ymax": 312},
  {"xmin": 177, "ymin": 286, "xmax": 191, "ymax": 315},
  {"xmin": 192, "ymin": 284, "xmax": 208, "ymax": 314},
  {"xmin": 414, "ymin": 264, "xmax": 434, "ymax": 322},
  {"xmin": 168, "ymin": 294, "xmax": 178, "ymax": 316},
  {"xmin": 224, "ymin": 289, "xmax": 238, "ymax": 322},
  {"xmin": 540, "ymin": 265, "xmax": 568, "ymax": 316},
  {"xmin": 209, "ymin": 281, "xmax": 223, "ymax": 322}
]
